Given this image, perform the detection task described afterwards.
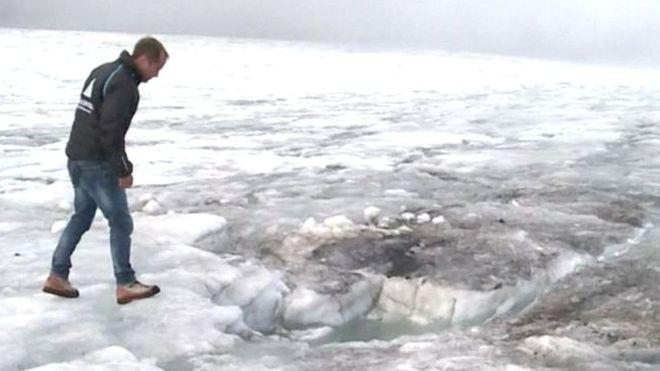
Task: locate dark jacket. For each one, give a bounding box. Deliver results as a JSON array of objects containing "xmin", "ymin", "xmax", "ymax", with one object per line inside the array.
[{"xmin": 65, "ymin": 51, "xmax": 141, "ymax": 177}]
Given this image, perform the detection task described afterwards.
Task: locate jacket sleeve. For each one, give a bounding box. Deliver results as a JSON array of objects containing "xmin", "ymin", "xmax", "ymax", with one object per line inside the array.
[{"xmin": 98, "ymin": 76, "xmax": 136, "ymax": 177}]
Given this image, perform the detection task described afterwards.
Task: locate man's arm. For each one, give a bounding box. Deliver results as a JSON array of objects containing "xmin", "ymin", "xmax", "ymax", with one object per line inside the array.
[{"xmin": 98, "ymin": 76, "xmax": 136, "ymax": 182}]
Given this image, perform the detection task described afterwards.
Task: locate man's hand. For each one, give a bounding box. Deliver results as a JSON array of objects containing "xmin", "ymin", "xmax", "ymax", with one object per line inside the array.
[{"xmin": 119, "ymin": 175, "xmax": 133, "ymax": 189}]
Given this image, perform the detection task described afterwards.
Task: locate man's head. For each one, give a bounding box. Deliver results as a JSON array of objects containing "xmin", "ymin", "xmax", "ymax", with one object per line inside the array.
[{"xmin": 132, "ymin": 36, "xmax": 168, "ymax": 82}]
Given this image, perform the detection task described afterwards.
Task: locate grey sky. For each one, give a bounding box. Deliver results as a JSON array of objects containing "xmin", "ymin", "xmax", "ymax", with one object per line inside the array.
[{"xmin": 2, "ymin": 0, "xmax": 659, "ymax": 65}]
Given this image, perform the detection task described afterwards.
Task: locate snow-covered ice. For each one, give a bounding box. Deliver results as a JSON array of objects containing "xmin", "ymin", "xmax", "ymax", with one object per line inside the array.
[{"xmin": 2, "ymin": 28, "xmax": 660, "ymax": 370}]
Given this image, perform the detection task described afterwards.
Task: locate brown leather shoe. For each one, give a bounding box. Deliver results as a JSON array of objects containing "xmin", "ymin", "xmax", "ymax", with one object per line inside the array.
[
  {"xmin": 42, "ymin": 275, "xmax": 79, "ymax": 298},
  {"xmin": 116, "ymin": 281, "xmax": 160, "ymax": 305}
]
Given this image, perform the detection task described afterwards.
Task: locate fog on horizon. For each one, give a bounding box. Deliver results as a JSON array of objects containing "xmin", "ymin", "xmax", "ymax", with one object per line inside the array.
[{"xmin": 2, "ymin": 0, "xmax": 660, "ymax": 66}]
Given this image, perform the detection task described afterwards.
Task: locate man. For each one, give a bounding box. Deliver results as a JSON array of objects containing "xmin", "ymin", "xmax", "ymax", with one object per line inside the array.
[{"xmin": 43, "ymin": 36, "xmax": 168, "ymax": 305}]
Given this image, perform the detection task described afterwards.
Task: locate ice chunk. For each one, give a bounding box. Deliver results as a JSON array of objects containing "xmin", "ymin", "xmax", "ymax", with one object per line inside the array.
[
  {"xmin": 135, "ymin": 213, "xmax": 227, "ymax": 245},
  {"xmin": 416, "ymin": 213, "xmax": 431, "ymax": 224},
  {"xmin": 376, "ymin": 277, "xmax": 539, "ymax": 326},
  {"xmin": 300, "ymin": 217, "xmax": 317, "ymax": 232},
  {"xmin": 283, "ymin": 276, "xmax": 382, "ymax": 329},
  {"xmin": 142, "ymin": 199, "xmax": 162, "ymax": 214},
  {"xmin": 401, "ymin": 212, "xmax": 415, "ymax": 221},
  {"xmin": 299, "ymin": 217, "xmax": 333, "ymax": 239},
  {"xmin": 377, "ymin": 216, "xmax": 394, "ymax": 229},
  {"xmin": 377, "ymin": 277, "xmax": 455, "ymax": 325},
  {"xmin": 363, "ymin": 206, "xmax": 381, "ymax": 225},
  {"xmin": 243, "ymin": 280, "xmax": 289, "ymax": 334},
  {"xmin": 299, "ymin": 215, "xmax": 359, "ymax": 239},
  {"xmin": 323, "ymin": 215, "xmax": 354, "ymax": 229},
  {"xmin": 139, "ymin": 193, "xmax": 154, "ymax": 203},
  {"xmin": 432, "ymin": 215, "xmax": 446, "ymax": 224},
  {"xmin": 216, "ymin": 264, "xmax": 290, "ymax": 334},
  {"xmin": 397, "ymin": 225, "xmax": 413, "ymax": 234},
  {"xmin": 284, "ymin": 287, "xmax": 341, "ymax": 327}
]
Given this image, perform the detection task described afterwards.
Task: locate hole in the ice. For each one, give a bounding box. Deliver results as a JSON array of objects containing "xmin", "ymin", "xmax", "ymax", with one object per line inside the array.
[{"xmin": 310, "ymin": 317, "xmax": 450, "ymax": 344}]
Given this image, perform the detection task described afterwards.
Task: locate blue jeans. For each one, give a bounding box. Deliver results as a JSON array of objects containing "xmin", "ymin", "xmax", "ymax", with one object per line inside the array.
[{"xmin": 51, "ymin": 160, "xmax": 136, "ymax": 285}]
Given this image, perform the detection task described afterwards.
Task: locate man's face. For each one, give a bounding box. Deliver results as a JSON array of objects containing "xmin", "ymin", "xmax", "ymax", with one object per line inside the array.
[{"xmin": 137, "ymin": 53, "xmax": 167, "ymax": 82}]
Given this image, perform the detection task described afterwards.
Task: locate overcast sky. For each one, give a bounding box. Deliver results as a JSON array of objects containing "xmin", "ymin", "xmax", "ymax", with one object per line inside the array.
[{"xmin": 2, "ymin": 0, "xmax": 660, "ymax": 65}]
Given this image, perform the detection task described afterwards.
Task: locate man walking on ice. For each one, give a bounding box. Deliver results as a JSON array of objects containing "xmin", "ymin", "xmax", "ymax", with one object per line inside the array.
[{"xmin": 43, "ymin": 36, "xmax": 168, "ymax": 304}]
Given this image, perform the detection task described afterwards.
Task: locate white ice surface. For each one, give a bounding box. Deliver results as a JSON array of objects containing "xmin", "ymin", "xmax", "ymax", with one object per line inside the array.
[
  {"xmin": 0, "ymin": 210, "xmax": 287, "ymax": 370},
  {"xmin": 26, "ymin": 346, "xmax": 163, "ymax": 371},
  {"xmin": 2, "ymin": 28, "xmax": 660, "ymax": 370}
]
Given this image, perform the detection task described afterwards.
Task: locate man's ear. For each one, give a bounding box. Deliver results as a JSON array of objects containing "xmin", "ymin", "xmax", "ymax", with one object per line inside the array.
[{"xmin": 134, "ymin": 54, "xmax": 145, "ymax": 65}]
